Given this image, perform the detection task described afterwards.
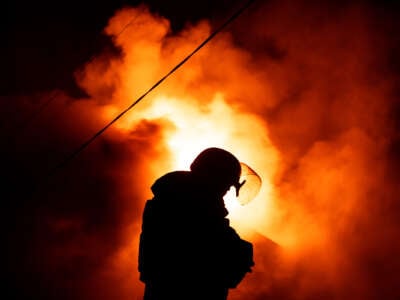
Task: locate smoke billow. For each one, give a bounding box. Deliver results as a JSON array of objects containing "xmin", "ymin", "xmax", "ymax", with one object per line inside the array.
[
  {"xmin": 228, "ymin": 1, "xmax": 400, "ymax": 299},
  {"xmin": 4, "ymin": 1, "xmax": 399, "ymax": 299}
]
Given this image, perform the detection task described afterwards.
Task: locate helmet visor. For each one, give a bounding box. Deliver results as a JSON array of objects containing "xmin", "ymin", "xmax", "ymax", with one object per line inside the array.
[{"xmin": 234, "ymin": 162, "xmax": 262, "ymax": 205}]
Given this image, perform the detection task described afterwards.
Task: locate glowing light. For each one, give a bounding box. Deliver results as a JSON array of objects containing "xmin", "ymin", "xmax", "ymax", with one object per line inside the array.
[{"xmin": 118, "ymin": 92, "xmax": 280, "ymax": 239}]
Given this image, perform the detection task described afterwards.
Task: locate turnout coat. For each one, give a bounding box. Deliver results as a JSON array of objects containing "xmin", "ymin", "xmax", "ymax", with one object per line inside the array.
[{"xmin": 138, "ymin": 171, "xmax": 254, "ymax": 299}]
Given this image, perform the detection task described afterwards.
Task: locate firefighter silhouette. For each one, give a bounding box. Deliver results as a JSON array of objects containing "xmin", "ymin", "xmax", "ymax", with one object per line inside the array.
[{"xmin": 139, "ymin": 147, "xmax": 254, "ymax": 300}]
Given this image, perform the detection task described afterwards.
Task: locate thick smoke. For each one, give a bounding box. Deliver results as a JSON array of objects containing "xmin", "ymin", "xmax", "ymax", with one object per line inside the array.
[
  {"xmin": 229, "ymin": 1, "xmax": 400, "ymax": 299},
  {"xmin": 4, "ymin": 1, "xmax": 399, "ymax": 299},
  {"xmin": 3, "ymin": 91, "xmax": 169, "ymax": 299}
]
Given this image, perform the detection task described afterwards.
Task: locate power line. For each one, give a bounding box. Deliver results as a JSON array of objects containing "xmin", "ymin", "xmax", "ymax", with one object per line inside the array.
[{"xmin": 45, "ymin": 0, "xmax": 256, "ymax": 179}]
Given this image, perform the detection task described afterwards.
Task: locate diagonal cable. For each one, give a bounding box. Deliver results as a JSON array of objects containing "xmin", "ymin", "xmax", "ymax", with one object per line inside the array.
[{"xmin": 46, "ymin": 0, "xmax": 256, "ymax": 178}]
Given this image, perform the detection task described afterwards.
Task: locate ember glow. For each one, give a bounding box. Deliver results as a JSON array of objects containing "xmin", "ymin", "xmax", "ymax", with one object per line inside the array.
[
  {"xmin": 98, "ymin": 6, "xmax": 281, "ymax": 240},
  {"xmin": 124, "ymin": 93, "xmax": 278, "ymax": 234},
  {"xmin": 5, "ymin": 1, "xmax": 400, "ymax": 300}
]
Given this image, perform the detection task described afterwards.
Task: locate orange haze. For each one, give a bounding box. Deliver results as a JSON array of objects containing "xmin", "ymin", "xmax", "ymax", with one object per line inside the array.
[{"xmin": 6, "ymin": 1, "xmax": 400, "ymax": 300}]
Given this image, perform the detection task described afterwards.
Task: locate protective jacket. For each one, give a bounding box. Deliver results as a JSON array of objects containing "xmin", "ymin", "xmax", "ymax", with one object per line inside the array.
[{"xmin": 138, "ymin": 171, "xmax": 254, "ymax": 299}]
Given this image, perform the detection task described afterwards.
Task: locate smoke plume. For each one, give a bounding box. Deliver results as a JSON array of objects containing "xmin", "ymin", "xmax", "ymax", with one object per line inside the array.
[{"xmin": 4, "ymin": 1, "xmax": 399, "ymax": 299}]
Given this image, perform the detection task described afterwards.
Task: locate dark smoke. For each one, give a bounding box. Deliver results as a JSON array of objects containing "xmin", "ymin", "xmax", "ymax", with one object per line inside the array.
[
  {"xmin": 4, "ymin": 1, "xmax": 400, "ymax": 300},
  {"xmin": 3, "ymin": 91, "xmax": 170, "ymax": 299}
]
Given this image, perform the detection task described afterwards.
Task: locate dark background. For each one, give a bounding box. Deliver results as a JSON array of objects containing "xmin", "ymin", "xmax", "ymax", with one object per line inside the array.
[
  {"xmin": 3, "ymin": 0, "xmax": 400, "ymax": 94},
  {"xmin": 3, "ymin": 0, "xmax": 245, "ymax": 96}
]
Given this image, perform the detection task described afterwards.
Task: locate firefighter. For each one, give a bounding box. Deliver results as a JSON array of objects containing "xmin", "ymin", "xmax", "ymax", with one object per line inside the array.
[{"xmin": 138, "ymin": 147, "xmax": 254, "ymax": 300}]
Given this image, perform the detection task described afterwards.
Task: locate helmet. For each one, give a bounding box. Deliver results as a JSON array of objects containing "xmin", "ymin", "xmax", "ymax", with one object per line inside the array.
[
  {"xmin": 190, "ymin": 147, "xmax": 262, "ymax": 204},
  {"xmin": 190, "ymin": 147, "xmax": 242, "ymax": 193}
]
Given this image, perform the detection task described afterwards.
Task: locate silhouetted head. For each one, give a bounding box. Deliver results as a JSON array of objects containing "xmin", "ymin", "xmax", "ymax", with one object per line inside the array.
[{"xmin": 190, "ymin": 147, "xmax": 241, "ymax": 196}]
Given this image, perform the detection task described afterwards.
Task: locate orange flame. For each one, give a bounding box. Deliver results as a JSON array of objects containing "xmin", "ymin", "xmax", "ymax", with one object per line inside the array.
[
  {"xmin": 72, "ymin": 3, "xmax": 400, "ymax": 299},
  {"xmin": 86, "ymin": 6, "xmax": 282, "ymax": 241}
]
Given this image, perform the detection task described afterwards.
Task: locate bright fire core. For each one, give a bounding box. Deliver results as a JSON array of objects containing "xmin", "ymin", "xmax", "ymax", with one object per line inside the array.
[
  {"xmin": 60, "ymin": 4, "xmax": 400, "ymax": 299},
  {"xmin": 117, "ymin": 92, "xmax": 280, "ymax": 241}
]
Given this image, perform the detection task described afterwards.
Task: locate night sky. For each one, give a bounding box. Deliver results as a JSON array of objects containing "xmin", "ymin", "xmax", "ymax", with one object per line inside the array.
[
  {"xmin": 5, "ymin": 0, "xmax": 400, "ymax": 94},
  {"xmin": 3, "ymin": 0, "xmax": 400, "ymax": 299}
]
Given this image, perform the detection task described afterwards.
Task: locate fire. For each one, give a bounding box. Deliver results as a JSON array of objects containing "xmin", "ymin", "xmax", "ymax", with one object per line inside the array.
[
  {"xmin": 114, "ymin": 92, "xmax": 280, "ymax": 239},
  {"xmin": 4, "ymin": 0, "xmax": 399, "ymax": 299},
  {"xmin": 55, "ymin": 2, "xmax": 399, "ymax": 300}
]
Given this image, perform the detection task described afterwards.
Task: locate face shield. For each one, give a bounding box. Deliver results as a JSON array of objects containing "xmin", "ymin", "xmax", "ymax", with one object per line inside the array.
[{"xmin": 233, "ymin": 162, "xmax": 262, "ymax": 205}]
